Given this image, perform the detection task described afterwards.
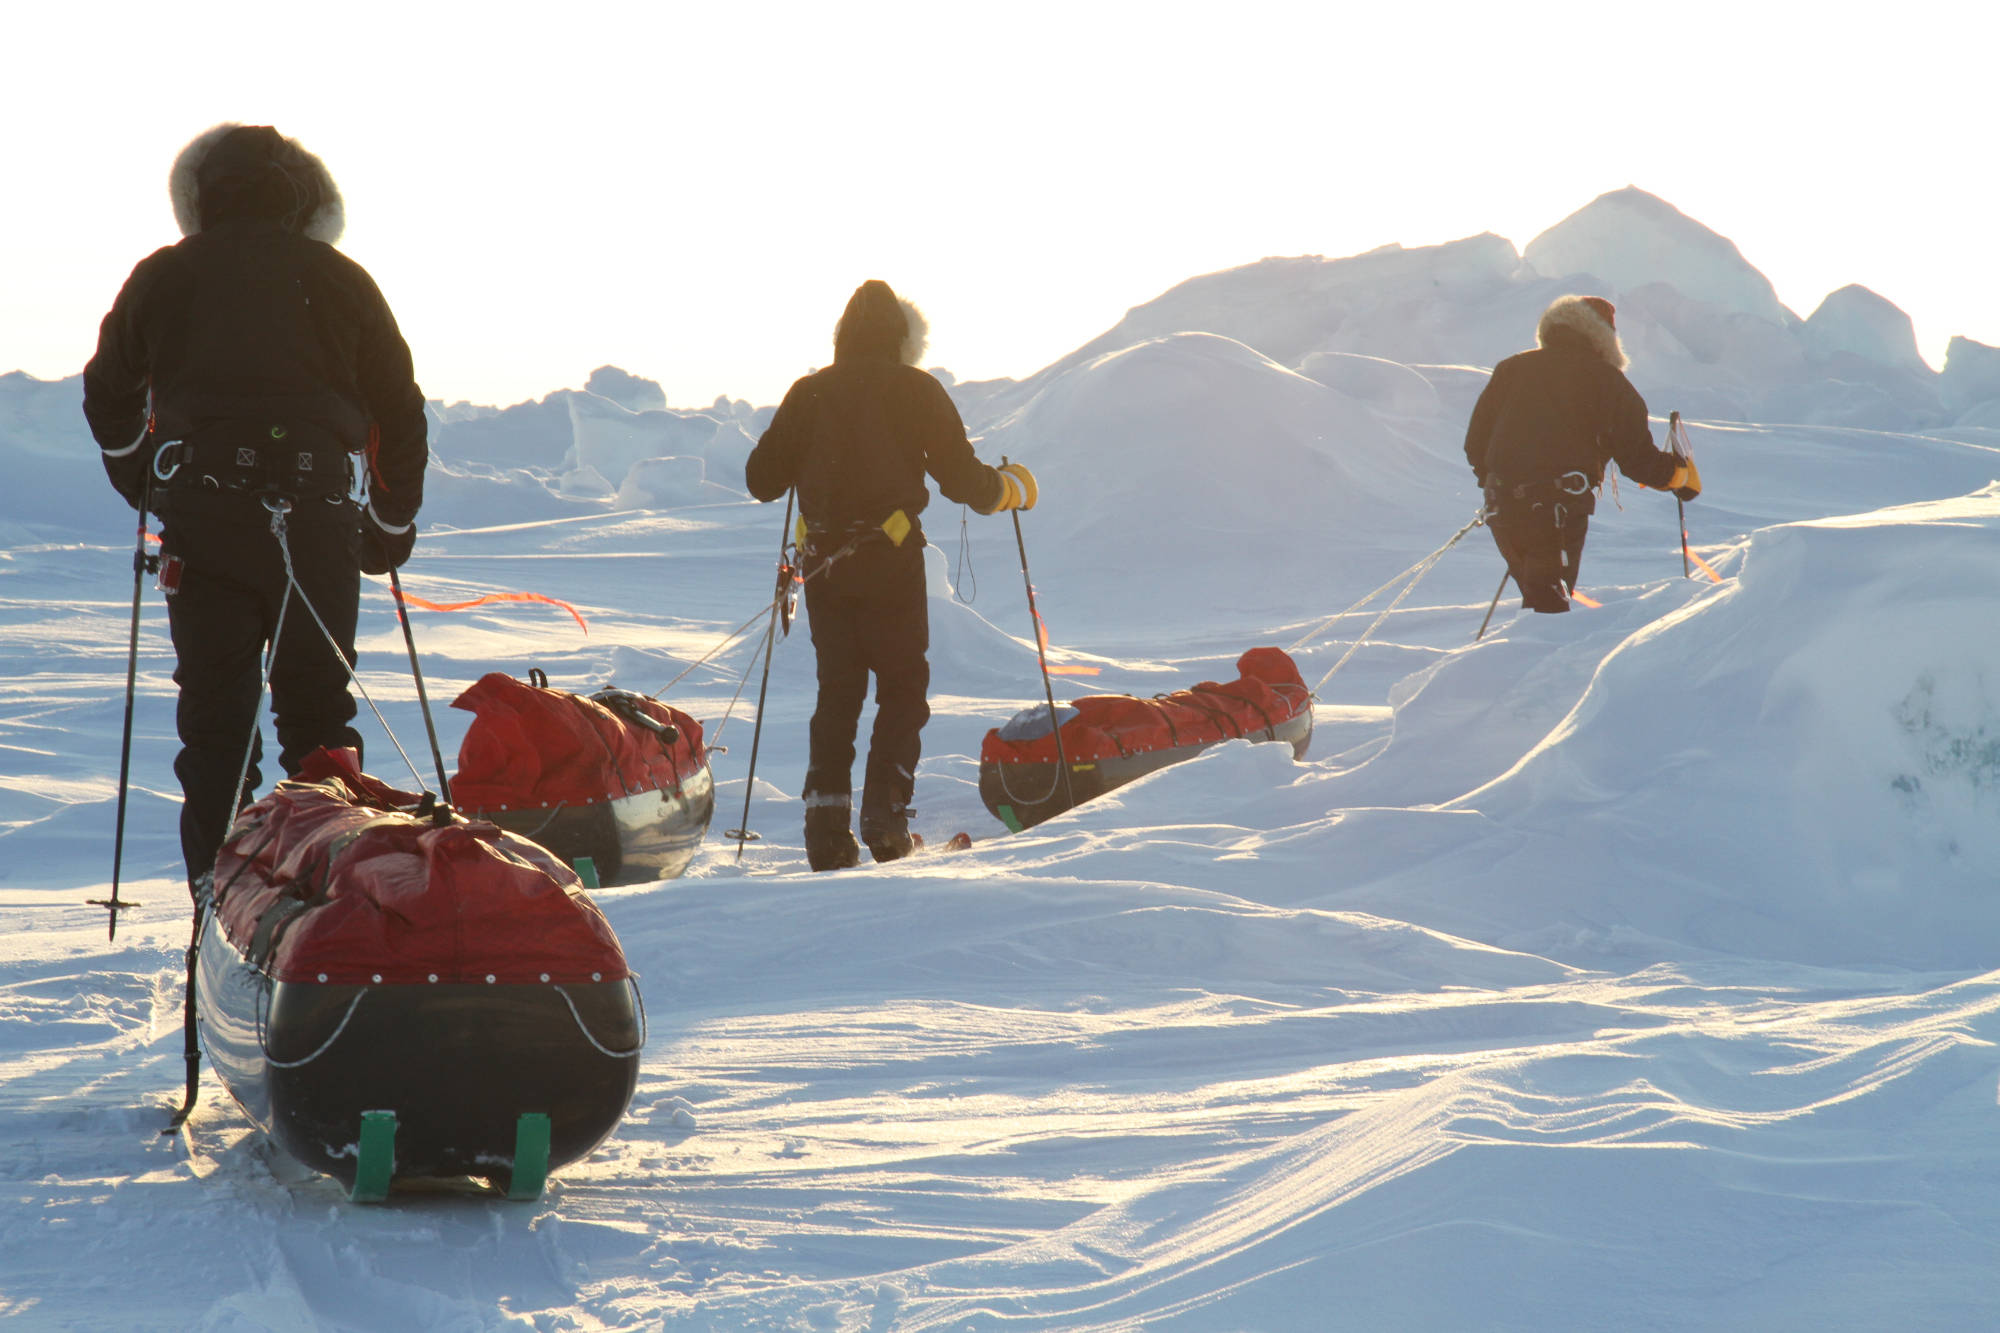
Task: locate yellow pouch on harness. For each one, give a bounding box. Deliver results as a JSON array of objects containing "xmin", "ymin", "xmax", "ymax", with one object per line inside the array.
[{"xmin": 798, "ymin": 509, "xmax": 912, "ymax": 551}]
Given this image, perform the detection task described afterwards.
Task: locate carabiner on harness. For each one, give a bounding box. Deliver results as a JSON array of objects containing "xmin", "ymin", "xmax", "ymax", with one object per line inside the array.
[{"xmin": 152, "ymin": 440, "xmax": 187, "ymax": 483}]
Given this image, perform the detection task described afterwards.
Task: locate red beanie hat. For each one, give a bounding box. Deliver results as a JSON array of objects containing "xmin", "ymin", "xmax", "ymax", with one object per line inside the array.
[{"xmin": 1581, "ymin": 296, "xmax": 1616, "ymax": 329}]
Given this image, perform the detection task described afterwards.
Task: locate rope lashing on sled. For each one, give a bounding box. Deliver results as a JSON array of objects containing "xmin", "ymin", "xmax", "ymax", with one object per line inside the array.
[
  {"xmin": 553, "ymin": 979, "xmax": 649, "ymax": 1059},
  {"xmin": 1291, "ymin": 508, "xmax": 1487, "ymax": 695},
  {"xmin": 259, "ymin": 985, "xmax": 367, "ymax": 1068}
]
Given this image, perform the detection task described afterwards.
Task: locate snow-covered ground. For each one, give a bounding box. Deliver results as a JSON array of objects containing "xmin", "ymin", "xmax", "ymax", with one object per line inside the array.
[{"xmin": 4, "ymin": 190, "xmax": 2000, "ymax": 1331}]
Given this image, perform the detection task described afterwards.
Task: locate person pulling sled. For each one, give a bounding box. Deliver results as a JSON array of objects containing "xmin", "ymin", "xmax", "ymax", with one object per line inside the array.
[
  {"xmin": 1463, "ymin": 295, "xmax": 1699, "ymax": 612},
  {"xmin": 744, "ymin": 280, "xmax": 1037, "ymax": 871},
  {"xmin": 82, "ymin": 123, "xmax": 429, "ymax": 891}
]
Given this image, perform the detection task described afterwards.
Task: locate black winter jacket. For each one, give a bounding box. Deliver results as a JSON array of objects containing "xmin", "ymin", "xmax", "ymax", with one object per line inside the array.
[
  {"xmin": 83, "ymin": 219, "xmax": 428, "ymax": 524},
  {"xmin": 745, "ymin": 359, "xmax": 1005, "ymax": 543},
  {"xmin": 1462, "ymin": 330, "xmax": 1678, "ymax": 493}
]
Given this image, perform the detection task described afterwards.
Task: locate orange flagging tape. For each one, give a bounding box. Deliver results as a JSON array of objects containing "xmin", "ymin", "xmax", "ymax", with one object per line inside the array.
[
  {"xmin": 1570, "ymin": 590, "xmax": 1602, "ymax": 609},
  {"xmin": 1034, "ymin": 607, "xmax": 1102, "ymax": 676},
  {"xmin": 1687, "ymin": 543, "xmax": 1724, "ymax": 583},
  {"xmin": 393, "ymin": 588, "xmax": 589, "ymax": 633}
]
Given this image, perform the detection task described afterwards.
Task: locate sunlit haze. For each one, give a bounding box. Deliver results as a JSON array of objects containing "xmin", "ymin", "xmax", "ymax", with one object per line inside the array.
[{"xmin": 5, "ymin": 1, "xmax": 1993, "ymax": 408}]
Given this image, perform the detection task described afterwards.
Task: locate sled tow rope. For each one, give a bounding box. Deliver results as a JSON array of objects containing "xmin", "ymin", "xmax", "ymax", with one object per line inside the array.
[
  {"xmin": 266, "ymin": 500, "xmax": 432, "ymax": 796},
  {"xmin": 1293, "ymin": 507, "xmax": 1487, "ymax": 695}
]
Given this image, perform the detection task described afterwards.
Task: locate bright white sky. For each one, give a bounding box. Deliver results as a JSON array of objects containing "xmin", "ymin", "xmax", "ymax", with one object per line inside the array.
[{"xmin": 4, "ymin": 1, "xmax": 1994, "ymax": 410}]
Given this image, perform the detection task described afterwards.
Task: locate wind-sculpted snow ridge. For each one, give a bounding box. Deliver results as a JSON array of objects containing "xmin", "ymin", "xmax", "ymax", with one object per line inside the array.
[{"xmin": 1274, "ymin": 489, "xmax": 2000, "ymax": 972}]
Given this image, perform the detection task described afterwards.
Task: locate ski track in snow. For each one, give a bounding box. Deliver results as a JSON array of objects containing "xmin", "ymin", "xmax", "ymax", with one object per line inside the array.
[{"xmin": 7, "ymin": 297, "xmax": 2000, "ymax": 1324}]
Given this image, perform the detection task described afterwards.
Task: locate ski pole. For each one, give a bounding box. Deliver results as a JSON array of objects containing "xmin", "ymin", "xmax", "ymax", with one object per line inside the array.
[
  {"xmin": 727, "ymin": 489, "xmax": 795, "ymax": 859},
  {"xmin": 1005, "ymin": 459, "xmax": 1076, "ymax": 815},
  {"xmin": 161, "ymin": 896, "xmax": 203, "ymax": 1132},
  {"xmin": 388, "ymin": 566, "xmax": 453, "ymax": 804},
  {"xmin": 91, "ymin": 468, "xmax": 157, "ymax": 940},
  {"xmin": 1670, "ymin": 410, "xmax": 1691, "ymax": 578},
  {"xmin": 1475, "ymin": 569, "xmax": 1510, "ymax": 642}
]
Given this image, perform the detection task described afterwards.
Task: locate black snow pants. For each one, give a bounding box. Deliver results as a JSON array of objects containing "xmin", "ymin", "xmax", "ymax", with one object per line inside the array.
[
  {"xmin": 1486, "ymin": 485, "xmax": 1592, "ymax": 614},
  {"xmin": 158, "ymin": 491, "xmax": 364, "ymax": 887},
  {"xmin": 800, "ymin": 538, "xmax": 930, "ymax": 824}
]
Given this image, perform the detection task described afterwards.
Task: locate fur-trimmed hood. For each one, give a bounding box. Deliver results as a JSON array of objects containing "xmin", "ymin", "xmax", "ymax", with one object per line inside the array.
[
  {"xmin": 894, "ymin": 298, "xmax": 928, "ymax": 366},
  {"xmin": 170, "ymin": 123, "xmax": 345, "ymax": 244},
  {"xmin": 833, "ymin": 280, "xmax": 928, "ymax": 366},
  {"xmin": 1536, "ymin": 294, "xmax": 1626, "ymax": 370}
]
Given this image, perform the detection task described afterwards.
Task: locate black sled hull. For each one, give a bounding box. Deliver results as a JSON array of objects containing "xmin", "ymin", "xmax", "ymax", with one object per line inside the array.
[
  {"xmin": 981, "ymin": 708, "xmax": 1313, "ymax": 832},
  {"xmin": 196, "ymin": 913, "xmax": 642, "ymax": 1191},
  {"xmin": 476, "ymin": 763, "xmax": 716, "ymax": 884}
]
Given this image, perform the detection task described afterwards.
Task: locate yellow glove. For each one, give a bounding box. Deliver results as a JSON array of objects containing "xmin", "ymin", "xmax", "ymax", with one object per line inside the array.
[
  {"xmin": 1666, "ymin": 457, "xmax": 1702, "ymax": 502},
  {"xmin": 988, "ymin": 471, "xmax": 1024, "ymax": 513},
  {"xmin": 995, "ymin": 461, "xmax": 1038, "ymax": 512}
]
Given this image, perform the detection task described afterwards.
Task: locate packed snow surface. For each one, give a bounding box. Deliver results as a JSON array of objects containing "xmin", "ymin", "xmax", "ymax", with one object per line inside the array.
[{"xmin": 4, "ymin": 194, "xmax": 2000, "ymax": 1331}]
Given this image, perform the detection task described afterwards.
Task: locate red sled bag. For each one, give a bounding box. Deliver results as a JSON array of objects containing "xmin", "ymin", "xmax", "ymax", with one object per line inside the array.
[
  {"xmin": 198, "ymin": 746, "xmax": 640, "ymax": 1199},
  {"xmin": 979, "ymin": 647, "xmax": 1313, "ymax": 831},
  {"xmin": 450, "ymin": 671, "xmax": 716, "ymax": 884}
]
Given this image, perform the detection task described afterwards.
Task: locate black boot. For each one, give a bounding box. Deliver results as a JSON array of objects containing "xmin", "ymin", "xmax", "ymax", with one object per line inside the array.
[
  {"xmin": 803, "ymin": 799, "xmax": 860, "ymax": 872},
  {"xmin": 859, "ymin": 798, "xmax": 914, "ymax": 864}
]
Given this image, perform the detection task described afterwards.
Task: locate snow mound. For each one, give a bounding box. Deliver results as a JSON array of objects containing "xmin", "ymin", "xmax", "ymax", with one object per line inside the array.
[
  {"xmin": 1525, "ymin": 187, "xmax": 1792, "ymax": 327},
  {"xmin": 1087, "ymin": 234, "xmax": 1524, "ymax": 370},
  {"xmin": 1802, "ymin": 285, "xmax": 1926, "ymax": 370},
  {"xmin": 962, "ymin": 235, "xmax": 1528, "ymax": 430},
  {"xmin": 1299, "ymin": 351, "xmax": 1442, "ymax": 417},
  {"xmin": 979, "ymin": 332, "xmax": 1478, "ymax": 624},
  {"xmin": 613, "ymin": 455, "xmax": 744, "ymax": 508},
  {"xmin": 1457, "ymin": 489, "xmax": 2000, "ymax": 968},
  {"xmin": 430, "ymin": 370, "xmax": 752, "ymax": 510},
  {"xmin": 1941, "ymin": 336, "xmax": 2000, "ymax": 420},
  {"xmin": 0, "ymin": 372, "xmax": 157, "ymax": 543},
  {"xmin": 584, "ymin": 364, "xmax": 666, "ymax": 412},
  {"xmin": 564, "ymin": 392, "xmax": 721, "ymax": 493}
]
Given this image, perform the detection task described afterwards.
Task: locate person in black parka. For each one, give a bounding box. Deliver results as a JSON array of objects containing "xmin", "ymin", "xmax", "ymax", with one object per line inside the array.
[
  {"xmin": 745, "ymin": 280, "xmax": 1037, "ymax": 869},
  {"xmin": 1463, "ymin": 294, "xmax": 1700, "ymax": 612},
  {"xmin": 83, "ymin": 123, "xmax": 429, "ymax": 891}
]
